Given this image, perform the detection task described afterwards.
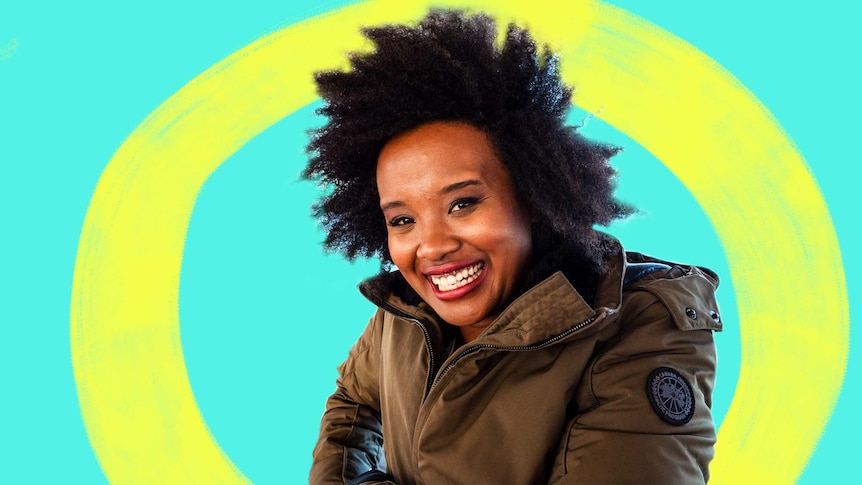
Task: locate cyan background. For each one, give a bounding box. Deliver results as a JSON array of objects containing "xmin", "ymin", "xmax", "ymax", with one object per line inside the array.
[{"xmin": 1, "ymin": 1, "xmax": 857, "ymax": 482}]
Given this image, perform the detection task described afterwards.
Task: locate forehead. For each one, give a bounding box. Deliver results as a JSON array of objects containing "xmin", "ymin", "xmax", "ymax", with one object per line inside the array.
[{"xmin": 376, "ymin": 122, "xmax": 510, "ymax": 198}]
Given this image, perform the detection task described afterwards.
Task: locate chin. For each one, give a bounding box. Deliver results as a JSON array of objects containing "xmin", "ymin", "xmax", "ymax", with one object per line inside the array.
[{"xmin": 436, "ymin": 307, "xmax": 487, "ymax": 328}]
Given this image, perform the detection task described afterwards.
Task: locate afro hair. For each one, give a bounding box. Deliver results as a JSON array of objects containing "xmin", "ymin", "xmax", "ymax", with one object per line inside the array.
[{"xmin": 304, "ymin": 9, "xmax": 633, "ymax": 270}]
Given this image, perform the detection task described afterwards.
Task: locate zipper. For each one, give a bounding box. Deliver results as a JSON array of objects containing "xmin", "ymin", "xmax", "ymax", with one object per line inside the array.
[
  {"xmin": 380, "ymin": 303, "xmax": 437, "ymax": 397},
  {"xmin": 381, "ymin": 304, "xmax": 605, "ymax": 399},
  {"xmin": 430, "ymin": 312, "xmax": 601, "ymax": 392}
]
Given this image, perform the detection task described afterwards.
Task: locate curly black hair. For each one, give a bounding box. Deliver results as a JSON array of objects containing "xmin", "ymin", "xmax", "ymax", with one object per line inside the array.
[{"xmin": 304, "ymin": 9, "xmax": 633, "ymax": 269}]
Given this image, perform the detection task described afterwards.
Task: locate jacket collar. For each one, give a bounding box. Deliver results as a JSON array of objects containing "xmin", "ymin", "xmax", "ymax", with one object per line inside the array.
[{"xmin": 358, "ymin": 234, "xmax": 627, "ymax": 347}]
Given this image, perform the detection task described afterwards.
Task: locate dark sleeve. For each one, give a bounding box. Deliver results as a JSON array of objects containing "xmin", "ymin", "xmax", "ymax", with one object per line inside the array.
[
  {"xmin": 550, "ymin": 268, "xmax": 722, "ymax": 484},
  {"xmin": 310, "ymin": 312, "xmax": 396, "ymax": 485}
]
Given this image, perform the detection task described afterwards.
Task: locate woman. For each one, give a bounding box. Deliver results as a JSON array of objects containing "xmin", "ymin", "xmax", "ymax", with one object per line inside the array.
[{"xmin": 306, "ymin": 10, "xmax": 722, "ymax": 485}]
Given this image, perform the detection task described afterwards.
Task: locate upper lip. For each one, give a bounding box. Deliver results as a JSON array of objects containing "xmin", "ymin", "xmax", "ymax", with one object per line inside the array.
[{"xmin": 422, "ymin": 260, "xmax": 483, "ymax": 276}]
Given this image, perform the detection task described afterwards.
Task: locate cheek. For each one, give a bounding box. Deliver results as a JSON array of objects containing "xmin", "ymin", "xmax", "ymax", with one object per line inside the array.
[
  {"xmin": 505, "ymin": 231, "xmax": 533, "ymax": 267},
  {"xmin": 386, "ymin": 234, "xmax": 401, "ymax": 263},
  {"xmin": 386, "ymin": 234, "xmax": 413, "ymax": 272},
  {"xmin": 500, "ymin": 216, "xmax": 534, "ymax": 267},
  {"xmin": 496, "ymin": 204, "xmax": 532, "ymax": 242},
  {"xmin": 469, "ymin": 224, "xmax": 529, "ymax": 260}
]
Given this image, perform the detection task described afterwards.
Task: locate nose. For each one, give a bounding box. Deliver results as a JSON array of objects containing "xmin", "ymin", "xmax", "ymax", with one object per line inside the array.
[{"xmin": 416, "ymin": 219, "xmax": 460, "ymax": 261}]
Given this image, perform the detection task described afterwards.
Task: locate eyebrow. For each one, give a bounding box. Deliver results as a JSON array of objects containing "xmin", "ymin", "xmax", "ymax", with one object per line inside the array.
[
  {"xmin": 442, "ymin": 179, "xmax": 482, "ymax": 194},
  {"xmin": 380, "ymin": 179, "xmax": 484, "ymax": 212}
]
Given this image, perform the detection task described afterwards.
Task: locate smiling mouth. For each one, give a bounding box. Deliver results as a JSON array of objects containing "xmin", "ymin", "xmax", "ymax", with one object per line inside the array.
[{"xmin": 429, "ymin": 262, "xmax": 485, "ymax": 292}]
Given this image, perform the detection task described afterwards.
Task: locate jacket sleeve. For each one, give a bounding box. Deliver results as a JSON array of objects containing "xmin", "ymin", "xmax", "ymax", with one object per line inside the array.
[
  {"xmin": 550, "ymin": 267, "xmax": 722, "ymax": 484},
  {"xmin": 310, "ymin": 312, "xmax": 396, "ymax": 485}
]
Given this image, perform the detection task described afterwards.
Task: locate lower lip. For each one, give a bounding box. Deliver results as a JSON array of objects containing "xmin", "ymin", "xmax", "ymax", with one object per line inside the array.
[{"xmin": 428, "ymin": 267, "xmax": 487, "ymax": 301}]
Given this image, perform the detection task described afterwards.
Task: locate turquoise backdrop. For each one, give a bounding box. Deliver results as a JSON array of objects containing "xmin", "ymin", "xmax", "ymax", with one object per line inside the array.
[{"xmin": 1, "ymin": 1, "xmax": 858, "ymax": 483}]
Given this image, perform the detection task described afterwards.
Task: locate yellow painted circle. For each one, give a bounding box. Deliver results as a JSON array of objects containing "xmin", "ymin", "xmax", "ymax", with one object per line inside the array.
[{"xmin": 70, "ymin": 0, "xmax": 848, "ymax": 483}]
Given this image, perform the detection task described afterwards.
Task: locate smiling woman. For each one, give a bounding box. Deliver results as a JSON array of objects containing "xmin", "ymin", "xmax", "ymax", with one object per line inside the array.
[
  {"xmin": 377, "ymin": 122, "xmax": 534, "ymax": 342},
  {"xmin": 305, "ymin": 9, "xmax": 721, "ymax": 485}
]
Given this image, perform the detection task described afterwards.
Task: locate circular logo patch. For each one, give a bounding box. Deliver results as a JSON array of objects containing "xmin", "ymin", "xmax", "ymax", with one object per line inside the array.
[{"xmin": 646, "ymin": 367, "xmax": 695, "ymax": 425}]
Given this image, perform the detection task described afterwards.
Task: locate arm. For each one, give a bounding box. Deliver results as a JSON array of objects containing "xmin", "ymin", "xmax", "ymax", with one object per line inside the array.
[
  {"xmin": 551, "ymin": 267, "xmax": 722, "ymax": 484},
  {"xmin": 310, "ymin": 312, "xmax": 396, "ymax": 485}
]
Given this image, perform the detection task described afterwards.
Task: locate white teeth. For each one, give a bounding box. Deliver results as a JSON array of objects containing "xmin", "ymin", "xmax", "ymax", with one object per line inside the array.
[{"xmin": 430, "ymin": 262, "xmax": 485, "ymax": 292}]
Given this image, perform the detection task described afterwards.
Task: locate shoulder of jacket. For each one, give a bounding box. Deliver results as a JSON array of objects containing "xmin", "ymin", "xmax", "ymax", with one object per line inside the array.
[{"xmin": 623, "ymin": 259, "xmax": 723, "ymax": 332}]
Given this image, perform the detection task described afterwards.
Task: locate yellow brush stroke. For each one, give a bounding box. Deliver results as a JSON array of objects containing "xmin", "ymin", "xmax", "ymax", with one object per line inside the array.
[
  {"xmin": 71, "ymin": 0, "xmax": 848, "ymax": 483},
  {"xmin": 0, "ymin": 38, "xmax": 19, "ymax": 61}
]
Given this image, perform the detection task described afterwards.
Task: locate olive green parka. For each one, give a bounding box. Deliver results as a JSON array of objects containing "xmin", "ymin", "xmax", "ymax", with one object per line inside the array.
[{"xmin": 311, "ymin": 240, "xmax": 722, "ymax": 484}]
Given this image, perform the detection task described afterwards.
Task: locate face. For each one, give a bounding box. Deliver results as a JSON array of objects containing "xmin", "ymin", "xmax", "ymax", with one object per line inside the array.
[{"xmin": 376, "ymin": 122, "xmax": 533, "ymax": 342}]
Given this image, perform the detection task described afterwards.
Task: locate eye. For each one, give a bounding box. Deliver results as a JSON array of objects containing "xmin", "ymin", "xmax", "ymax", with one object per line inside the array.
[
  {"xmin": 449, "ymin": 197, "xmax": 481, "ymax": 214},
  {"xmin": 387, "ymin": 216, "xmax": 414, "ymax": 227}
]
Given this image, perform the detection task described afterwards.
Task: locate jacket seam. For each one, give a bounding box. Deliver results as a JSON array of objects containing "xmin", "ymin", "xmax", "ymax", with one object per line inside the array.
[{"xmin": 340, "ymin": 403, "xmax": 362, "ymax": 482}]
